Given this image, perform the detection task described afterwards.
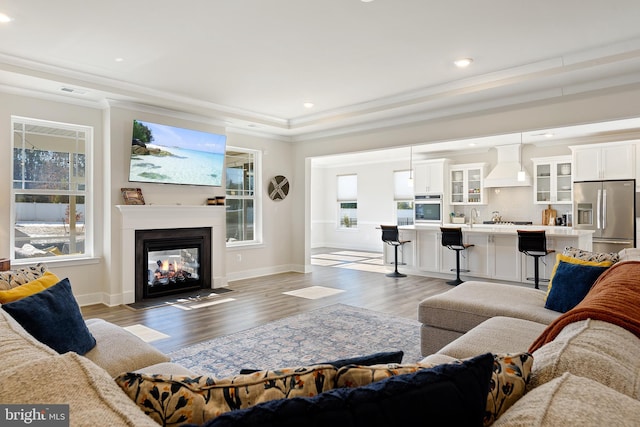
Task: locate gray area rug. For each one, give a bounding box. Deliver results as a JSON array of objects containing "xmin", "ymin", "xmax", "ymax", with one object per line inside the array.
[{"xmin": 167, "ymin": 303, "xmax": 422, "ymax": 378}]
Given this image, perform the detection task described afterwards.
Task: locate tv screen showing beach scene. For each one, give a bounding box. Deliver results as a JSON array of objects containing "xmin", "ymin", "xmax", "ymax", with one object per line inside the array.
[{"xmin": 128, "ymin": 119, "xmax": 227, "ymax": 187}]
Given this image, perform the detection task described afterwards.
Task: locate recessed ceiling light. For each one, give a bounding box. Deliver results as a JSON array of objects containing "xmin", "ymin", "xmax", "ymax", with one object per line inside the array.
[
  {"xmin": 303, "ymin": 102, "xmax": 314, "ymax": 109},
  {"xmin": 115, "ymin": 57, "xmax": 124, "ymax": 62},
  {"xmin": 544, "ymin": 133, "xmax": 554, "ymax": 138},
  {"xmin": 454, "ymin": 58, "xmax": 473, "ymax": 68},
  {"xmin": 0, "ymin": 13, "xmax": 13, "ymax": 23},
  {"xmin": 361, "ymin": 0, "xmax": 375, "ymax": 3}
]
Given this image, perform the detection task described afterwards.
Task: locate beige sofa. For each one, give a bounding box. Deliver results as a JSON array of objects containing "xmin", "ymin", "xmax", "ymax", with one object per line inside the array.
[
  {"xmin": 0, "ymin": 305, "xmax": 197, "ymax": 426},
  {"xmin": 417, "ymin": 248, "xmax": 640, "ymax": 424}
]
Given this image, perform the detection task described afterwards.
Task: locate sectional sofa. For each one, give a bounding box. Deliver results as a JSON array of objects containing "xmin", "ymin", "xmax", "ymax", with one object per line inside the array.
[
  {"xmin": 1, "ymin": 247, "xmax": 640, "ymax": 426},
  {"xmin": 418, "ymin": 247, "xmax": 640, "ymax": 424}
]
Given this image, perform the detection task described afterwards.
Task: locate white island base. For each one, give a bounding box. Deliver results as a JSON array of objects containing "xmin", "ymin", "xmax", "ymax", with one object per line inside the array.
[{"xmin": 384, "ymin": 224, "xmax": 594, "ymax": 286}]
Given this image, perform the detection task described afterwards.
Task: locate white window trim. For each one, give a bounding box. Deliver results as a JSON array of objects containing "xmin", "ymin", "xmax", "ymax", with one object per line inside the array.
[
  {"xmin": 225, "ymin": 146, "xmax": 262, "ymax": 247},
  {"xmin": 10, "ymin": 116, "xmax": 94, "ymax": 263}
]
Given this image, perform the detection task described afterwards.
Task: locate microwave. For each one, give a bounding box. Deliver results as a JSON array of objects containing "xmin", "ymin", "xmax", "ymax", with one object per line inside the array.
[{"xmin": 414, "ymin": 194, "xmax": 443, "ymax": 223}]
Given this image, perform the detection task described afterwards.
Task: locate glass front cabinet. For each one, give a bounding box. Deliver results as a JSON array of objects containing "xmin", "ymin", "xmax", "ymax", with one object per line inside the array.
[
  {"xmin": 531, "ymin": 156, "xmax": 572, "ymax": 204},
  {"xmin": 449, "ymin": 163, "xmax": 486, "ymax": 205}
]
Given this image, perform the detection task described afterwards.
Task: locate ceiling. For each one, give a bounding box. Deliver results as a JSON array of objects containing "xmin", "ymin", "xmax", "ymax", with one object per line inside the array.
[{"xmin": 2, "ymin": 1, "xmax": 640, "ymax": 146}]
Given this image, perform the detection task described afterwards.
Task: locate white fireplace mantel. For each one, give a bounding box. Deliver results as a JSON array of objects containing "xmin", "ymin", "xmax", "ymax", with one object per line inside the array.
[{"xmin": 116, "ymin": 205, "xmax": 227, "ymax": 304}]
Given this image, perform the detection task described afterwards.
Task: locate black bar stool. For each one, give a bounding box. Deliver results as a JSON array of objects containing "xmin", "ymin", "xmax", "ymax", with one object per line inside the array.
[
  {"xmin": 517, "ymin": 230, "xmax": 555, "ymax": 289},
  {"xmin": 380, "ymin": 225, "xmax": 411, "ymax": 278},
  {"xmin": 440, "ymin": 227, "xmax": 474, "ymax": 286}
]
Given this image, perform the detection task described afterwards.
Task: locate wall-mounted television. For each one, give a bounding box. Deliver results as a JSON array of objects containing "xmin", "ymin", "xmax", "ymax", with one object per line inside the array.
[{"xmin": 128, "ymin": 119, "xmax": 227, "ymax": 187}]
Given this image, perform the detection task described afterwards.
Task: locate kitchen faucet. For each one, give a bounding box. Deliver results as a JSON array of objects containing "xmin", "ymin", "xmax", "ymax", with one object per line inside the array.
[{"xmin": 470, "ymin": 208, "xmax": 479, "ymax": 227}]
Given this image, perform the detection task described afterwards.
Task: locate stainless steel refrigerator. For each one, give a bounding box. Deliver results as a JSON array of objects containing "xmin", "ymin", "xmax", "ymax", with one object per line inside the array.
[{"xmin": 573, "ymin": 179, "xmax": 636, "ymax": 253}]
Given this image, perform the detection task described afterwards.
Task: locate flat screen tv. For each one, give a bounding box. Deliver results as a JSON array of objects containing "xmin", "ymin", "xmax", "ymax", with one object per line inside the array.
[{"xmin": 128, "ymin": 119, "xmax": 226, "ymax": 187}]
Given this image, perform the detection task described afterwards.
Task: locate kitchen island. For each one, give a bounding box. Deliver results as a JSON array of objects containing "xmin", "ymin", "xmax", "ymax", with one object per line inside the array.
[{"xmin": 386, "ymin": 224, "xmax": 594, "ymax": 285}]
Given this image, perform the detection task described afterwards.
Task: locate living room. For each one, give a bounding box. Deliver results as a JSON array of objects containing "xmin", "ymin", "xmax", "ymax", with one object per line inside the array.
[{"xmin": 0, "ymin": 0, "xmax": 640, "ymax": 425}]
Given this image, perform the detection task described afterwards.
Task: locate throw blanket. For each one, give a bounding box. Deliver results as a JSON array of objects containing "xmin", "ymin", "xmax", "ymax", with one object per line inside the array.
[{"xmin": 529, "ymin": 260, "xmax": 640, "ymax": 353}]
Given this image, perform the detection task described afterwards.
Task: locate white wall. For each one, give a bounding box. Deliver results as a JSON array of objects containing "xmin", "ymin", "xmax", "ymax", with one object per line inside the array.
[
  {"xmin": 311, "ymin": 159, "xmax": 409, "ymax": 252},
  {"xmin": 0, "ymin": 94, "xmax": 295, "ymax": 305},
  {"xmin": 0, "ymin": 92, "xmax": 105, "ymax": 304}
]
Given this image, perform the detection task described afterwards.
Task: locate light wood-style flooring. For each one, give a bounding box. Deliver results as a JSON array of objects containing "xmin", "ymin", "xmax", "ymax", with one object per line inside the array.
[{"xmin": 81, "ymin": 248, "xmax": 452, "ymax": 354}]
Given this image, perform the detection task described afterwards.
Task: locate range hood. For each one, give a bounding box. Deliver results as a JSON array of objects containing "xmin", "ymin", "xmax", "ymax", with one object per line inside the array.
[{"xmin": 483, "ymin": 144, "xmax": 532, "ymax": 188}]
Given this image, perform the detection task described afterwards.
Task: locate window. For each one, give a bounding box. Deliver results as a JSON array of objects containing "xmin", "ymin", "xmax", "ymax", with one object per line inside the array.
[
  {"xmin": 394, "ymin": 170, "xmax": 414, "ymax": 226},
  {"xmin": 225, "ymin": 148, "xmax": 261, "ymax": 244},
  {"xmin": 11, "ymin": 117, "xmax": 92, "ymax": 261},
  {"xmin": 337, "ymin": 174, "xmax": 357, "ymax": 228}
]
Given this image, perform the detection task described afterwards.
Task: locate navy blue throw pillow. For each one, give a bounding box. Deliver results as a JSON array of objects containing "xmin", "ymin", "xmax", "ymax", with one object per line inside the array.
[
  {"xmin": 2, "ymin": 277, "xmax": 96, "ymax": 355},
  {"xmin": 545, "ymin": 261, "xmax": 610, "ymax": 313},
  {"xmin": 238, "ymin": 350, "xmax": 404, "ymax": 374},
  {"xmin": 202, "ymin": 352, "xmax": 494, "ymax": 427}
]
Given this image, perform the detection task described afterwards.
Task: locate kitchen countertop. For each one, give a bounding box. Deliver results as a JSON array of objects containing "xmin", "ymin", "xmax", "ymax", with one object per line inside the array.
[{"xmin": 401, "ymin": 223, "xmax": 595, "ymax": 237}]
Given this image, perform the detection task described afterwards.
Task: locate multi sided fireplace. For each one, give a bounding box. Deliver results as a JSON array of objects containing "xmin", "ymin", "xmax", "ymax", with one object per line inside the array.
[{"xmin": 135, "ymin": 227, "xmax": 211, "ymax": 301}]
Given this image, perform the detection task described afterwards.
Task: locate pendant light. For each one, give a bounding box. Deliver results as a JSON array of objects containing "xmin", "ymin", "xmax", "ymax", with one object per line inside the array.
[
  {"xmin": 408, "ymin": 145, "xmax": 414, "ymax": 187},
  {"xmin": 517, "ymin": 133, "xmax": 526, "ymax": 182}
]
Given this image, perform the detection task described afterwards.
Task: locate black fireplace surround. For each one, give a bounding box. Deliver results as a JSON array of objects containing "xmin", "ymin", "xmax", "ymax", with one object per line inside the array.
[{"xmin": 135, "ymin": 227, "xmax": 211, "ymax": 301}]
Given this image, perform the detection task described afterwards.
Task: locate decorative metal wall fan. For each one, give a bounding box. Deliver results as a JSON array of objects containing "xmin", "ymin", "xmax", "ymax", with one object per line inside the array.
[{"xmin": 268, "ymin": 175, "xmax": 290, "ymax": 201}]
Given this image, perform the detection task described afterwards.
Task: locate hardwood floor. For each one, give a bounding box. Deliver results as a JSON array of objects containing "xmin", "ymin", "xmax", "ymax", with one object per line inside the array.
[{"xmin": 81, "ymin": 248, "xmax": 452, "ymax": 354}]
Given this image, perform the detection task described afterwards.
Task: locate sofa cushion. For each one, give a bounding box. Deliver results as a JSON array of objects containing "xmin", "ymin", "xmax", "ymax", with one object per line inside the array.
[
  {"xmin": 1, "ymin": 278, "xmax": 96, "ymax": 355},
  {"xmin": 197, "ymin": 353, "xmax": 495, "ymax": 427},
  {"xmin": 617, "ymin": 247, "xmax": 640, "ymax": 263},
  {"xmin": 530, "ymin": 319, "xmax": 640, "ymax": 399},
  {"xmin": 84, "ymin": 318, "xmax": 170, "ymax": 377},
  {"xmin": 0, "ymin": 352, "xmax": 158, "ymax": 426},
  {"xmin": 418, "ymin": 281, "xmax": 560, "ymax": 333},
  {"xmin": 435, "ymin": 316, "xmax": 547, "ymax": 360},
  {"xmin": 544, "ymin": 254, "xmax": 612, "ymax": 313},
  {"xmin": 0, "ymin": 271, "xmax": 60, "ymax": 303},
  {"xmin": 0, "ymin": 263, "xmax": 48, "ymax": 290},
  {"xmin": 492, "ymin": 373, "xmax": 640, "ymax": 426},
  {"xmin": 115, "ymin": 364, "xmax": 339, "ymax": 425},
  {"xmin": 0, "ymin": 308, "xmax": 57, "ymax": 372}
]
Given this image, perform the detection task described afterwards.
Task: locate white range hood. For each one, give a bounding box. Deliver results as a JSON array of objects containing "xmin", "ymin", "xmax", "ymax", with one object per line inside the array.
[{"xmin": 483, "ymin": 144, "xmax": 532, "ymax": 188}]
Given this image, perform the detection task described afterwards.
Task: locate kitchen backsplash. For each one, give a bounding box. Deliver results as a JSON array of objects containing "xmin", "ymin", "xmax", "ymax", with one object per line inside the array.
[{"xmin": 452, "ymin": 186, "xmax": 573, "ymax": 225}]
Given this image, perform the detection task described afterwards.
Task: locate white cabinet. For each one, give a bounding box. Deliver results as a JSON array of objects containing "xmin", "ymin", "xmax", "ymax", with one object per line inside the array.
[
  {"xmin": 532, "ymin": 156, "xmax": 572, "ymax": 205},
  {"xmin": 415, "ymin": 229, "xmax": 441, "ymax": 272},
  {"xmin": 449, "ymin": 163, "xmax": 486, "ymax": 205},
  {"xmin": 413, "ymin": 159, "xmax": 448, "ymax": 194},
  {"xmin": 571, "ymin": 142, "xmax": 635, "ymax": 181},
  {"xmin": 490, "ymin": 234, "xmax": 522, "ymax": 282}
]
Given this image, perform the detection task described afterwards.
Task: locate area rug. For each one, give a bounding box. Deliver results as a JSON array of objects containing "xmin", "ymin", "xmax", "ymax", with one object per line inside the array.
[{"xmin": 167, "ymin": 303, "xmax": 422, "ymax": 378}]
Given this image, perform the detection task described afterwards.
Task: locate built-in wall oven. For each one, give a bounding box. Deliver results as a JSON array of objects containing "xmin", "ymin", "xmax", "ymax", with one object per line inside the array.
[{"xmin": 414, "ymin": 194, "xmax": 443, "ymax": 224}]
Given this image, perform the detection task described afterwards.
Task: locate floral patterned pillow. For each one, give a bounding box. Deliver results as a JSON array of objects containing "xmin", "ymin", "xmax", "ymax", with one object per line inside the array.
[
  {"xmin": 484, "ymin": 352, "xmax": 533, "ymax": 426},
  {"xmin": 335, "ymin": 362, "xmax": 435, "ymax": 388},
  {"xmin": 563, "ymin": 246, "xmax": 619, "ymax": 264},
  {"xmin": 0, "ymin": 263, "xmax": 49, "ymax": 291},
  {"xmin": 115, "ymin": 364, "xmax": 337, "ymax": 425}
]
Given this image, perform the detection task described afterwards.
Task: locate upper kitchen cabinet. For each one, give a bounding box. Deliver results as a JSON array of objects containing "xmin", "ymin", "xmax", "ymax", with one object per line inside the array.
[
  {"xmin": 413, "ymin": 159, "xmax": 449, "ymax": 195},
  {"xmin": 450, "ymin": 163, "xmax": 486, "ymax": 205},
  {"xmin": 570, "ymin": 142, "xmax": 635, "ymax": 181},
  {"xmin": 531, "ymin": 156, "xmax": 572, "ymax": 204}
]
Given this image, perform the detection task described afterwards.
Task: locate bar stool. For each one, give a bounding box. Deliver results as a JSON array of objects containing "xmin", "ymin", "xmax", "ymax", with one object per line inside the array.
[
  {"xmin": 380, "ymin": 225, "xmax": 411, "ymax": 278},
  {"xmin": 440, "ymin": 227, "xmax": 474, "ymax": 286},
  {"xmin": 517, "ymin": 230, "xmax": 555, "ymax": 289}
]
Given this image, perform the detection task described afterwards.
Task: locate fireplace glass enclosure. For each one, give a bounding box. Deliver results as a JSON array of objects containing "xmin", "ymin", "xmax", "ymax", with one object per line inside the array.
[{"xmin": 135, "ymin": 227, "xmax": 211, "ymax": 300}]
